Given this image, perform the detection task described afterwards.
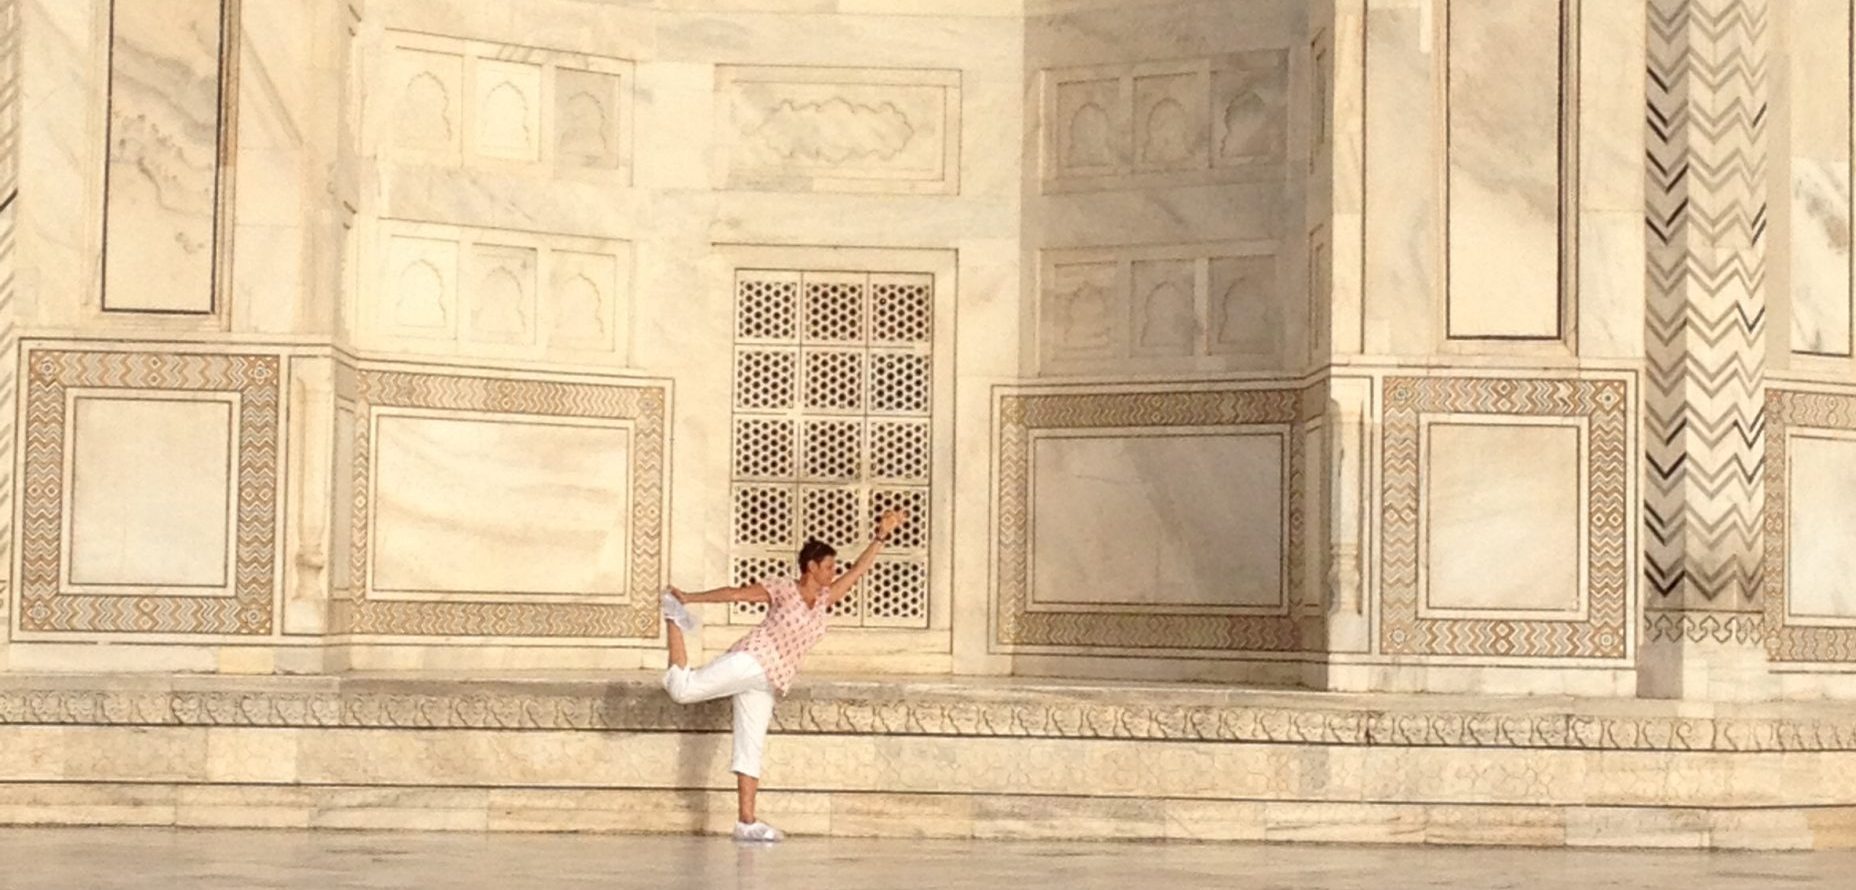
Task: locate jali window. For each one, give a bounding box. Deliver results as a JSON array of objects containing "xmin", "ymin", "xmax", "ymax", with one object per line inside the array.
[{"xmin": 729, "ymin": 269, "xmax": 933, "ymax": 628}]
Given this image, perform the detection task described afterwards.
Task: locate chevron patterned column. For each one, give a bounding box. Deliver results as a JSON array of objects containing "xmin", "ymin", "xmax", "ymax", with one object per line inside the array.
[{"xmin": 1642, "ymin": 0, "xmax": 1773, "ymax": 697}]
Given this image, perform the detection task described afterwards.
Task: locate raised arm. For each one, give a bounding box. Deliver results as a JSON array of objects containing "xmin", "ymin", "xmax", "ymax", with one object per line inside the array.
[
  {"xmin": 827, "ymin": 509, "xmax": 909, "ymax": 605},
  {"xmin": 671, "ymin": 583, "xmax": 770, "ymax": 605}
]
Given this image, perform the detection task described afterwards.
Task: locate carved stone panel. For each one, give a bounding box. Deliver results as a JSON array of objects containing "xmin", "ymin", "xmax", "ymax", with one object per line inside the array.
[
  {"xmin": 717, "ymin": 66, "xmax": 961, "ymax": 195},
  {"xmin": 378, "ymin": 31, "xmax": 633, "ymax": 179},
  {"xmin": 1039, "ymin": 242, "xmax": 1279, "ymax": 375},
  {"xmin": 363, "ymin": 220, "xmax": 629, "ymax": 363},
  {"xmin": 1042, "ymin": 51, "xmax": 1287, "ymax": 193}
]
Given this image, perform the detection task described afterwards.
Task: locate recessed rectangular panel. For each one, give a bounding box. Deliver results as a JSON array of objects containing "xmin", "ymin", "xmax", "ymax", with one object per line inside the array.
[
  {"xmin": 1209, "ymin": 254, "xmax": 1277, "ymax": 356},
  {"xmin": 1132, "ymin": 71, "xmax": 1206, "ymax": 172},
  {"xmin": 727, "ymin": 82, "xmax": 946, "ymax": 179},
  {"xmin": 1041, "ymin": 260, "xmax": 1122, "ymax": 365},
  {"xmin": 382, "ymin": 234, "xmax": 458, "ymax": 337},
  {"xmin": 386, "ymin": 47, "xmax": 464, "ymax": 155},
  {"xmin": 371, "ymin": 414, "xmax": 631, "ymax": 596},
  {"xmin": 464, "ymin": 243, "xmax": 538, "ymax": 345},
  {"xmin": 1445, "ymin": 0, "xmax": 1564, "ymax": 339},
  {"xmin": 1053, "ymin": 76, "xmax": 1123, "ymax": 176},
  {"xmin": 546, "ymin": 250, "xmax": 619, "ymax": 351},
  {"xmin": 718, "ymin": 66, "xmax": 959, "ymax": 194},
  {"xmin": 1424, "ymin": 422, "xmax": 1581, "ymax": 613},
  {"xmin": 1212, "ymin": 54, "xmax": 1288, "ymax": 169},
  {"xmin": 68, "ymin": 397, "xmax": 233, "ymax": 587},
  {"xmin": 555, "ymin": 68, "xmax": 623, "ymax": 169},
  {"xmin": 1130, "ymin": 259, "xmax": 1197, "ymax": 356},
  {"xmin": 102, "ymin": 0, "xmax": 227, "ymax": 313},
  {"xmin": 472, "ymin": 59, "xmax": 543, "ymax": 161},
  {"xmin": 1788, "ymin": 0, "xmax": 1854, "ymax": 357},
  {"xmin": 1031, "ymin": 433, "xmax": 1283, "ymax": 609},
  {"xmin": 1787, "ymin": 434, "xmax": 1856, "ymax": 619}
]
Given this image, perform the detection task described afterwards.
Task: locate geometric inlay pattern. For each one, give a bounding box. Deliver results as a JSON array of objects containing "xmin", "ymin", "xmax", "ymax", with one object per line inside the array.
[
  {"xmin": 1379, "ymin": 376, "xmax": 1632, "ymax": 659},
  {"xmin": 332, "ymin": 363, "xmax": 668, "ymax": 639},
  {"xmin": 992, "ymin": 385, "xmax": 1312, "ymax": 652},
  {"xmin": 1644, "ymin": 0, "xmax": 1771, "ymax": 614},
  {"xmin": 731, "ymin": 269, "xmax": 933, "ymax": 629},
  {"xmin": 1762, "ymin": 387, "xmax": 1856, "ymax": 662},
  {"xmin": 17, "ymin": 347, "xmax": 280, "ymax": 635}
]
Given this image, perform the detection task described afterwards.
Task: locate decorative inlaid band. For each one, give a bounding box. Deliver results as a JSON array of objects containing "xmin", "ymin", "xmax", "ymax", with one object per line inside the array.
[
  {"xmin": 1643, "ymin": 0, "xmax": 1771, "ymax": 606},
  {"xmin": 1379, "ymin": 375, "xmax": 1632, "ymax": 659},
  {"xmin": 1764, "ymin": 388, "xmax": 1856, "ymax": 662},
  {"xmin": 332, "ymin": 363, "xmax": 669, "ymax": 639},
  {"xmin": 991, "ymin": 384, "xmax": 1316, "ymax": 652},
  {"xmin": 18, "ymin": 348, "xmax": 280, "ymax": 635}
]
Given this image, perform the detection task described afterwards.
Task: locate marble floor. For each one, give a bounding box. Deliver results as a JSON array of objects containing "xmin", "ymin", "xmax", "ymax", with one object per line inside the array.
[{"xmin": 0, "ymin": 828, "xmax": 1854, "ymax": 889}]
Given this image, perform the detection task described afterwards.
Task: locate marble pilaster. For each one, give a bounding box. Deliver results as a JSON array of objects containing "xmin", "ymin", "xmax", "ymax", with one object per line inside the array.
[{"xmin": 1640, "ymin": 0, "xmax": 1777, "ymax": 700}]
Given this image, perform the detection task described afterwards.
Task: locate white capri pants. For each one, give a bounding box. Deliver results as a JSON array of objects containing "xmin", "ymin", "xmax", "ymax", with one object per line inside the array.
[{"xmin": 662, "ymin": 652, "xmax": 776, "ymax": 779}]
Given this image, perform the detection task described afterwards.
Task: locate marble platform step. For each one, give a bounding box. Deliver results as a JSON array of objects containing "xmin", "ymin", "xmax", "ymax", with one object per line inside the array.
[{"xmin": 3, "ymin": 672, "xmax": 1856, "ymax": 849}]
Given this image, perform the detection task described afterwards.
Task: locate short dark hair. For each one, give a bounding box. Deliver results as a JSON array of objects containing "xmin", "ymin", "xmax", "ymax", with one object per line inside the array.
[{"xmin": 797, "ymin": 538, "xmax": 837, "ymax": 573}]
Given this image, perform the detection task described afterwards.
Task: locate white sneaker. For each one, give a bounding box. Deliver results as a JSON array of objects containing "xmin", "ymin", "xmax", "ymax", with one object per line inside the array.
[
  {"xmin": 732, "ymin": 821, "xmax": 784, "ymax": 843},
  {"xmin": 660, "ymin": 590, "xmax": 701, "ymax": 634}
]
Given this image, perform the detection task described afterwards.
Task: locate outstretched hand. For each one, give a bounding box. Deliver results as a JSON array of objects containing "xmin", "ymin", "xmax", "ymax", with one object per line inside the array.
[
  {"xmin": 668, "ymin": 586, "xmax": 687, "ymax": 603},
  {"xmin": 877, "ymin": 509, "xmax": 910, "ymax": 539}
]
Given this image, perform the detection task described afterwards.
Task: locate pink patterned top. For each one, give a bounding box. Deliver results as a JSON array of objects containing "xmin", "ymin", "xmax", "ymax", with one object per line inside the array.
[{"xmin": 727, "ymin": 576, "xmax": 830, "ymax": 694}]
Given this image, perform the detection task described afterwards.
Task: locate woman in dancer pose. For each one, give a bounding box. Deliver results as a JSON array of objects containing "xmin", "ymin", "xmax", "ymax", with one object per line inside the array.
[{"xmin": 658, "ymin": 508, "xmax": 910, "ymax": 843}]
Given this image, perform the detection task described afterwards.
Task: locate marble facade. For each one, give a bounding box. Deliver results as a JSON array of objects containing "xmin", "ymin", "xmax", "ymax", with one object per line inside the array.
[
  {"xmin": 0, "ymin": 0, "xmax": 1854, "ymax": 847},
  {"xmin": 2, "ymin": 0, "xmax": 1855, "ymax": 694}
]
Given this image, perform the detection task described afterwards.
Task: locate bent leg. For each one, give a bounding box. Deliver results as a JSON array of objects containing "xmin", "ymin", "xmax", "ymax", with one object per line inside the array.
[{"xmin": 663, "ymin": 651, "xmax": 763, "ymax": 706}]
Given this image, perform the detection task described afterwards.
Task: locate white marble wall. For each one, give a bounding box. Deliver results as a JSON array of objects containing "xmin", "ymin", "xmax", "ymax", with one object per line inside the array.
[
  {"xmin": 0, "ymin": 0, "xmax": 19, "ymax": 672},
  {"xmin": 1025, "ymin": 0, "xmax": 1308, "ymax": 379},
  {"xmin": 1763, "ymin": 0, "xmax": 1856, "ymax": 699},
  {"xmin": 1777, "ymin": 0, "xmax": 1855, "ymax": 363},
  {"xmin": 7, "ymin": 0, "xmax": 1025, "ymax": 676},
  {"xmin": 16, "ymin": 0, "xmax": 345, "ymax": 338},
  {"xmin": 972, "ymin": 0, "xmax": 1320, "ymax": 683},
  {"xmin": 340, "ymin": 0, "xmax": 1023, "ymax": 671},
  {"xmin": 5, "ymin": 0, "xmax": 1855, "ymax": 702},
  {"xmin": 1358, "ymin": 0, "xmax": 1644, "ymax": 359}
]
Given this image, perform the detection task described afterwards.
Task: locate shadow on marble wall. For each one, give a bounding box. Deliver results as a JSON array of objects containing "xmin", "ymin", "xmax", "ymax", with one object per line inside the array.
[{"xmin": 3, "ymin": 0, "xmax": 1856, "ymax": 706}]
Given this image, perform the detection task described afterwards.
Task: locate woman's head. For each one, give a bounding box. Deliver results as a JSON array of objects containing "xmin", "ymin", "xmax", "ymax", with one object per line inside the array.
[{"xmin": 797, "ymin": 538, "xmax": 838, "ymax": 584}]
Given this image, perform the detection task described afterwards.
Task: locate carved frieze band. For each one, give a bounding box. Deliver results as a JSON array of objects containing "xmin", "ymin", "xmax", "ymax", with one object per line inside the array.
[{"xmin": 1, "ymin": 681, "xmax": 1854, "ymax": 752}]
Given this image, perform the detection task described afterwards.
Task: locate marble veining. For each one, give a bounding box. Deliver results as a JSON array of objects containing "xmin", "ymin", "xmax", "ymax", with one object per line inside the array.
[{"xmin": 100, "ymin": 0, "xmax": 228, "ymax": 313}]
